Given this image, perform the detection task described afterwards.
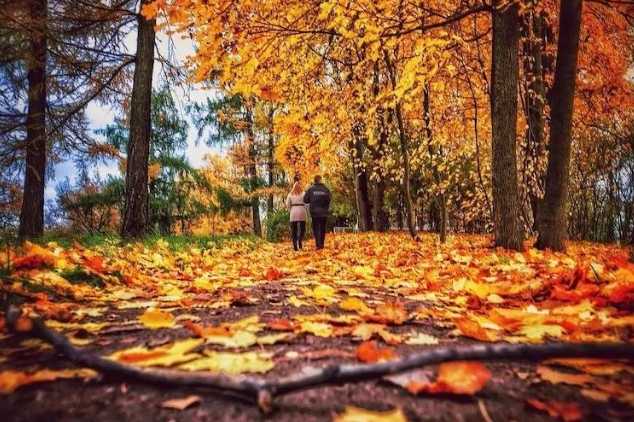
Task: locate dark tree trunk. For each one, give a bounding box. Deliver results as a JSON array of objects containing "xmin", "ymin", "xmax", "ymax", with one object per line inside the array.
[
  {"xmin": 19, "ymin": 0, "xmax": 48, "ymax": 238},
  {"xmin": 423, "ymin": 85, "xmax": 447, "ymax": 243},
  {"xmin": 372, "ymin": 177, "xmax": 388, "ymax": 231},
  {"xmin": 394, "ymin": 102, "xmax": 419, "ymax": 241},
  {"xmin": 266, "ymin": 108, "xmax": 275, "ymax": 217},
  {"xmin": 535, "ymin": 0, "xmax": 583, "ymax": 252},
  {"xmin": 521, "ymin": 10, "xmax": 547, "ymax": 233},
  {"xmin": 490, "ymin": 0, "xmax": 525, "ymax": 250},
  {"xmin": 385, "ymin": 50, "xmax": 419, "ymax": 241},
  {"xmin": 121, "ymin": 0, "xmax": 155, "ymax": 238},
  {"xmin": 351, "ymin": 136, "xmax": 373, "ymax": 231},
  {"xmin": 245, "ymin": 103, "xmax": 261, "ymax": 237}
]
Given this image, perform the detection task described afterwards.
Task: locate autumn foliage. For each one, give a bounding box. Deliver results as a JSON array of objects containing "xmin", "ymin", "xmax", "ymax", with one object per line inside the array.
[{"xmin": 1, "ymin": 232, "xmax": 634, "ymax": 419}]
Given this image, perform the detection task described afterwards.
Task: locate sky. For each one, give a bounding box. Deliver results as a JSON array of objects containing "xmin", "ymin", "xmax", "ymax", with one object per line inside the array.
[{"xmin": 45, "ymin": 32, "xmax": 216, "ymax": 202}]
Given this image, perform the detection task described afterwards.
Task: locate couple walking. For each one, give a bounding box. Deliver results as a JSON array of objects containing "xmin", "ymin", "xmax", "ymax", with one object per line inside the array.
[{"xmin": 285, "ymin": 175, "xmax": 331, "ymax": 251}]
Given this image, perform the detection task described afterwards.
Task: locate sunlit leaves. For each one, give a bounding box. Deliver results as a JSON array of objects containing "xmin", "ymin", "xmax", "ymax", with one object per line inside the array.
[
  {"xmin": 0, "ymin": 369, "xmax": 97, "ymax": 394},
  {"xmin": 334, "ymin": 406, "xmax": 409, "ymax": 422}
]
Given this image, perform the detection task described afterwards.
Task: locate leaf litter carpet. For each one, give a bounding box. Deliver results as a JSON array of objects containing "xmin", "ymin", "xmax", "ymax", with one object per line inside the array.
[{"xmin": 1, "ymin": 232, "xmax": 633, "ymax": 421}]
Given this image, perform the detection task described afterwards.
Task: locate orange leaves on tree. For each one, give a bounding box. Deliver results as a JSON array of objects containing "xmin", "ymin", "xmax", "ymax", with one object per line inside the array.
[{"xmin": 525, "ymin": 399, "xmax": 585, "ymax": 422}]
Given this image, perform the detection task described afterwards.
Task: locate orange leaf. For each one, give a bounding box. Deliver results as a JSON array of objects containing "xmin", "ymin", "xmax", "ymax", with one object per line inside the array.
[
  {"xmin": 365, "ymin": 300, "xmax": 408, "ymax": 325},
  {"xmin": 14, "ymin": 316, "xmax": 33, "ymax": 333},
  {"xmin": 404, "ymin": 361, "xmax": 491, "ymax": 395},
  {"xmin": 525, "ymin": 398, "xmax": 585, "ymax": 421},
  {"xmin": 265, "ymin": 267, "xmax": 283, "ymax": 280},
  {"xmin": 454, "ymin": 318, "xmax": 500, "ymax": 342},
  {"xmin": 354, "ymin": 340, "xmax": 397, "ymax": 363},
  {"xmin": 266, "ymin": 319, "xmax": 298, "ymax": 331},
  {"xmin": 433, "ymin": 361, "xmax": 491, "ymax": 395}
]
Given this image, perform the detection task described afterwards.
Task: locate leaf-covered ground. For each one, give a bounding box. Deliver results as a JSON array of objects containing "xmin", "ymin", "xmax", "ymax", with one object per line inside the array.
[{"xmin": 1, "ymin": 232, "xmax": 633, "ymax": 422}]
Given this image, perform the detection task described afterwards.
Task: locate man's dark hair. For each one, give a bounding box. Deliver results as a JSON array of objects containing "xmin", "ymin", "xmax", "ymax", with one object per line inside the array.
[{"xmin": 314, "ymin": 175, "xmax": 322, "ymax": 184}]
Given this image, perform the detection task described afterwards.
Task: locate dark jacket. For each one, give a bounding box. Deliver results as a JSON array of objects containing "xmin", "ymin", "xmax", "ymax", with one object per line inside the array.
[{"xmin": 303, "ymin": 182, "xmax": 331, "ymax": 218}]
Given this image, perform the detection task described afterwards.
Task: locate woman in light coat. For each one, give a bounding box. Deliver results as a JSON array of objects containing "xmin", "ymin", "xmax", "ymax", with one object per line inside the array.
[{"xmin": 285, "ymin": 181, "xmax": 307, "ymax": 251}]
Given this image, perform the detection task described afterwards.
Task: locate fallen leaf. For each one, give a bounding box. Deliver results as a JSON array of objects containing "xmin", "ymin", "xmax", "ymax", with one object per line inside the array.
[
  {"xmin": 355, "ymin": 341, "xmax": 397, "ymax": 363},
  {"xmin": 340, "ymin": 297, "xmax": 372, "ymax": 314},
  {"xmin": 525, "ymin": 398, "xmax": 585, "ymax": 421},
  {"xmin": 138, "ymin": 308, "xmax": 176, "ymax": 329},
  {"xmin": 108, "ymin": 338, "xmax": 202, "ymax": 367},
  {"xmin": 406, "ymin": 361, "xmax": 491, "ymax": 395},
  {"xmin": 161, "ymin": 395, "xmax": 201, "ymax": 410},
  {"xmin": 405, "ymin": 333, "xmax": 439, "ymax": 346},
  {"xmin": 334, "ymin": 406, "xmax": 409, "ymax": 422},
  {"xmin": 179, "ymin": 351, "xmax": 274, "ymax": 374},
  {"xmin": 536, "ymin": 365, "xmax": 595, "ymax": 386},
  {"xmin": 0, "ymin": 369, "xmax": 97, "ymax": 394}
]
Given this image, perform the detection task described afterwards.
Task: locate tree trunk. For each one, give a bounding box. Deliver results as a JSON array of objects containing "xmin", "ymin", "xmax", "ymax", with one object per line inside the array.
[
  {"xmin": 121, "ymin": 0, "xmax": 155, "ymax": 238},
  {"xmin": 266, "ymin": 107, "xmax": 274, "ymax": 217},
  {"xmin": 394, "ymin": 102, "xmax": 419, "ymax": 241},
  {"xmin": 384, "ymin": 50, "xmax": 419, "ymax": 241},
  {"xmin": 245, "ymin": 103, "xmax": 261, "ymax": 237},
  {"xmin": 372, "ymin": 177, "xmax": 388, "ymax": 231},
  {"xmin": 521, "ymin": 10, "xmax": 547, "ymax": 233},
  {"xmin": 351, "ymin": 137, "xmax": 373, "ymax": 231},
  {"xmin": 535, "ymin": 0, "xmax": 583, "ymax": 252},
  {"xmin": 19, "ymin": 0, "xmax": 48, "ymax": 238},
  {"xmin": 490, "ymin": 0, "xmax": 525, "ymax": 250},
  {"xmin": 423, "ymin": 85, "xmax": 447, "ymax": 243}
]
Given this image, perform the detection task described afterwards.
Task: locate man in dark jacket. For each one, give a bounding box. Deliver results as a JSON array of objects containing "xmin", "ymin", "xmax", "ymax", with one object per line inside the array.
[{"xmin": 303, "ymin": 175, "xmax": 331, "ymax": 250}]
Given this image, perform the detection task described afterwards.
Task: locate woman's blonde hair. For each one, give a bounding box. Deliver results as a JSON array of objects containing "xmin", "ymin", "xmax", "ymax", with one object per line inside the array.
[{"xmin": 290, "ymin": 181, "xmax": 302, "ymax": 196}]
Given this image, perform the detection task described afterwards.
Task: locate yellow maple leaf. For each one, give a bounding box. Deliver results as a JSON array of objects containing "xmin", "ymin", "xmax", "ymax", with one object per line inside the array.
[
  {"xmin": 138, "ymin": 308, "xmax": 176, "ymax": 329},
  {"xmin": 300, "ymin": 321, "xmax": 333, "ymax": 337},
  {"xmin": 340, "ymin": 297, "xmax": 372, "ymax": 314},
  {"xmin": 108, "ymin": 338, "xmax": 202, "ymax": 367},
  {"xmin": 179, "ymin": 351, "xmax": 274, "ymax": 374},
  {"xmin": 405, "ymin": 333, "xmax": 439, "ymax": 346}
]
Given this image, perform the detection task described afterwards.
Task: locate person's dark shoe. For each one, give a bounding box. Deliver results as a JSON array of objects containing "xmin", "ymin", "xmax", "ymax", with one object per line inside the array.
[
  {"xmin": 293, "ymin": 241, "xmax": 299, "ymax": 251},
  {"xmin": 298, "ymin": 241, "xmax": 303, "ymax": 250}
]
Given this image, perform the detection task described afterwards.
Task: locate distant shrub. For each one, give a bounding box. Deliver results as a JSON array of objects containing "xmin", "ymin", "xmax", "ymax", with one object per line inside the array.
[{"xmin": 266, "ymin": 209, "xmax": 290, "ymax": 243}]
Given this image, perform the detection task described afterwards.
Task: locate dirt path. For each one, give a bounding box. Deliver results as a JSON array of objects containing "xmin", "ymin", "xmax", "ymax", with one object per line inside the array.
[{"xmin": 1, "ymin": 233, "xmax": 633, "ymax": 421}]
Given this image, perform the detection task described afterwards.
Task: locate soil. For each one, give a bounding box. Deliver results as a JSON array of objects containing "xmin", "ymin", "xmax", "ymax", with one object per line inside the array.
[{"xmin": 2, "ymin": 242, "xmax": 634, "ymax": 422}]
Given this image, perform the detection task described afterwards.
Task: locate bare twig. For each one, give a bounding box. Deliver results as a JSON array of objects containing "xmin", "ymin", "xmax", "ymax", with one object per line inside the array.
[
  {"xmin": 6, "ymin": 305, "xmax": 634, "ymax": 414},
  {"xmin": 478, "ymin": 399, "xmax": 495, "ymax": 422}
]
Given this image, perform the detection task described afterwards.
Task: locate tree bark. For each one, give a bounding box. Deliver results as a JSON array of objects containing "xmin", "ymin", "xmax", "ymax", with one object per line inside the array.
[
  {"xmin": 521, "ymin": 10, "xmax": 547, "ymax": 233},
  {"xmin": 423, "ymin": 85, "xmax": 447, "ymax": 243},
  {"xmin": 244, "ymin": 103, "xmax": 261, "ymax": 237},
  {"xmin": 266, "ymin": 107, "xmax": 275, "ymax": 217},
  {"xmin": 121, "ymin": 0, "xmax": 155, "ymax": 238},
  {"xmin": 371, "ymin": 178, "xmax": 387, "ymax": 231},
  {"xmin": 535, "ymin": 0, "xmax": 583, "ymax": 252},
  {"xmin": 384, "ymin": 50, "xmax": 419, "ymax": 241},
  {"xmin": 19, "ymin": 0, "xmax": 48, "ymax": 238},
  {"xmin": 490, "ymin": 0, "xmax": 525, "ymax": 250},
  {"xmin": 351, "ymin": 135, "xmax": 373, "ymax": 232}
]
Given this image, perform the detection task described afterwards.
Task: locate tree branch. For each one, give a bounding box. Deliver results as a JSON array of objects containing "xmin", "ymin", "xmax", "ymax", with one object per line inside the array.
[{"xmin": 6, "ymin": 305, "xmax": 634, "ymax": 415}]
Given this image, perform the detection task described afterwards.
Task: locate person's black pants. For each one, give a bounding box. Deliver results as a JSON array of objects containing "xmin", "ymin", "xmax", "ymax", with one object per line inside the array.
[
  {"xmin": 290, "ymin": 221, "xmax": 306, "ymax": 250},
  {"xmin": 311, "ymin": 216, "xmax": 327, "ymax": 249}
]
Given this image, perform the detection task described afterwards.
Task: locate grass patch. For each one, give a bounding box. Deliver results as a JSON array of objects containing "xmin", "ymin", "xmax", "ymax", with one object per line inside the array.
[{"xmin": 58, "ymin": 266, "xmax": 105, "ymax": 288}]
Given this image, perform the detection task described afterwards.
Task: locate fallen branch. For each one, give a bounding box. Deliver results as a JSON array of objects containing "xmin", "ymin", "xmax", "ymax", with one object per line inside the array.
[{"xmin": 6, "ymin": 305, "xmax": 634, "ymax": 414}]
